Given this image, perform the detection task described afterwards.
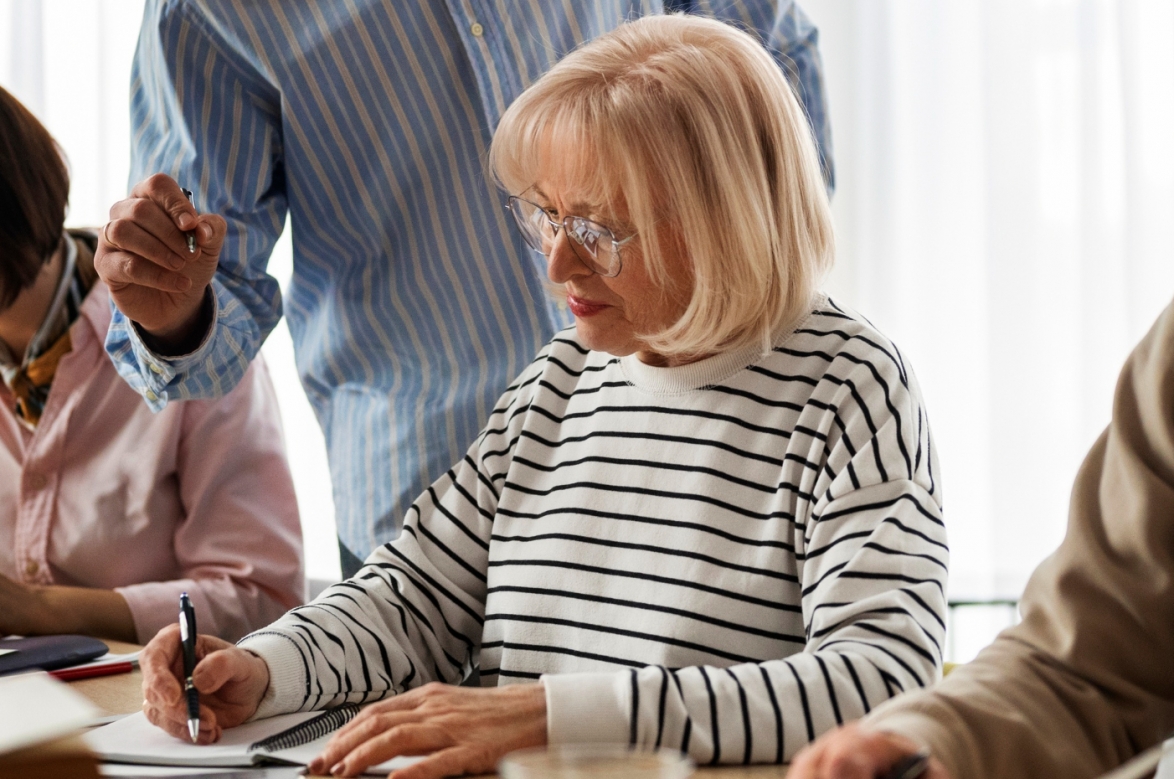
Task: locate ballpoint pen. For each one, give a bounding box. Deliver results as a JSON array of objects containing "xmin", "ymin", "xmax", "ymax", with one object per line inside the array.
[
  {"xmin": 181, "ymin": 187, "xmax": 196, "ymax": 253},
  {"xmin": 882, "ymin": 750, "xmax": 930, "ymax": 779},
  {"xmin": 179, "ymin": 592, "xmax": 200, "ymax": 743}
]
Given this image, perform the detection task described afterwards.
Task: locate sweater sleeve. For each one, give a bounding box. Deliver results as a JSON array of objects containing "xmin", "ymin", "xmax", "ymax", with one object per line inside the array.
[
  {"xmin": 237, "ymin": 348, "xmax": 550, "ymax": 717},
  {"xmin": 545, "ymin": 331, "xmax": 948, "ymax": 764},
  {"xmin": 864, "ymin": 298, "xmax": 1174, "ymax": 779}
]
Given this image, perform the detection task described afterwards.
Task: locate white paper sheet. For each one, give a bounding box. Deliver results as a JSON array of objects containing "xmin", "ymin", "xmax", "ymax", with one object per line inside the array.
[{"xmin": 0, "ymin": 672, "xmax": 102, "ymax": 755}]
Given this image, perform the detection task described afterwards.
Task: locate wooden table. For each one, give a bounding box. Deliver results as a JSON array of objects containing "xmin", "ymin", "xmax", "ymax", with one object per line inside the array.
[
  {"xmin": 70, "ymin": 642, "xmax": 788, "ymax": 778},
  {"xmin": 71, "ymin": 640, "xmax": 145, "ymax": 719}
]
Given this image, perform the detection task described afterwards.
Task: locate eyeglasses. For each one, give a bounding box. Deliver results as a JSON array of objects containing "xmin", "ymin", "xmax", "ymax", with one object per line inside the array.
[{"xmin": 505, "ymin": 195, "xmax": 635, "ymax": 278}]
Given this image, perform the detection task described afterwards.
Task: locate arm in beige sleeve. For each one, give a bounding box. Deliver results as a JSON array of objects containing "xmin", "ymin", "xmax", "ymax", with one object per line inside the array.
[{"xmin": 864, "ymin": 297, "xmax": 1174, "ymax": 779}]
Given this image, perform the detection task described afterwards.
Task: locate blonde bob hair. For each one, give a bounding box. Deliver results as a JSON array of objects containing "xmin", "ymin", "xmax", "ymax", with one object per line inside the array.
[{"xmin": 490, "ymin": 13, "xmax": 833, "ymax": 357}]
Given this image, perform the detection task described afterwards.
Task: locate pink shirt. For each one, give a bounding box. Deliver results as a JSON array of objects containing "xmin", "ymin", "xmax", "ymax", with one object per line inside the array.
[{"xmin": 0, "ymin": 282, "xmax": 304, "ymax": 643}]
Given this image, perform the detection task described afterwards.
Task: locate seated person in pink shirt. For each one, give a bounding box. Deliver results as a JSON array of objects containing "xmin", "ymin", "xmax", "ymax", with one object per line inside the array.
[{"xmin": 0, "ymin": 86, "xmax": 304, "ymax": 644}]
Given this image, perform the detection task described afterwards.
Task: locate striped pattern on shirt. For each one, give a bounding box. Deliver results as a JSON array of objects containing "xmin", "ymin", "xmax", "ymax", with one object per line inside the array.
[
  {"xmin": 108, "ymin": 0, "xmax": 832, "ymax": 567},
  {"xmin": 239, "ymin": 297, "xmax": 947, "ymax": 764}
]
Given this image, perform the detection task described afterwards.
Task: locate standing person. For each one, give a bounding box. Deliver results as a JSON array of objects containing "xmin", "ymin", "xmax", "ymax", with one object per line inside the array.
[
  {"xmin": 96, "ymin": 1, "xmax": 832, "ymax": 576},
  {"xmin": 0, "ymin": 85, "xmax": 304, "ymax": 644}
]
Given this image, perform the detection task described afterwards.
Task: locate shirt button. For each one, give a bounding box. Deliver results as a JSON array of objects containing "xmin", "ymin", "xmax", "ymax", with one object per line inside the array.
[
  {"xmin": 470, "ymin": 22, "xmax": 484, "ymax": 37},
  {"xmin": 145, "ymin": 390, "xmax": 158, "ymax": 402},
  {"xmin": 25, "ymin": 560, "xmax": 38, "ymax": 577},
  {"xmin": 27, "ymin": 473, "xmax": 47, "ymax": 491},
  {"xmin": 149, "ymin": 362, "xmax": 163, "ymax": 374}
]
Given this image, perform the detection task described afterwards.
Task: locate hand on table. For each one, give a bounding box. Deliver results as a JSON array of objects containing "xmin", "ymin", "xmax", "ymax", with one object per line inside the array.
[
  {"xmin": 789, "ymin": 723, "xmax": 952, "ymax": 779},
  {"xmin": 307, "ymin": 681, "xmax": 547, "ymax": 779},
  {"xmin": 0, "ymin": 573, "xmax": 135, "ymax": 641},
  {"xmin": 96, "ymin": 173, "xmax": 226, "ymax": 354},
  {"xmin": 140, "ymin": 624, "xmax": 270, "ymax": 744},
  {"xmin": 0, "ymin": 572, "xmax": 41, "ymax": 636}
]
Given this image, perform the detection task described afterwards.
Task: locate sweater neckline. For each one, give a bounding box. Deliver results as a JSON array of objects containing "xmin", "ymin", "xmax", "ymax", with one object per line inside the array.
[{"xmin": 617, "ymin": 294, "xmax": 826, "ymax": 395}]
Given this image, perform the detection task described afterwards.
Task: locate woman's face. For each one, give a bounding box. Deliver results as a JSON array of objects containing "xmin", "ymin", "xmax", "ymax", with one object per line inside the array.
[{"xmin": 532, "ymin": 172, "xmax": 694, "ymax": 366}]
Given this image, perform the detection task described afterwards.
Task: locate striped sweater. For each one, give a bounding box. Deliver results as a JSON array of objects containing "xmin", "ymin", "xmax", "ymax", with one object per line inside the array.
[{"xmin": 240, "ymin": 296, "xmax": 947, "ymax": 764}]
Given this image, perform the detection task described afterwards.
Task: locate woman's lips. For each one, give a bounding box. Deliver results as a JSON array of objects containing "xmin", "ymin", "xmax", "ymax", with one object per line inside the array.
[{"xmin": 566, "ymin": 294, "xmax": 609, "ymax": 317}]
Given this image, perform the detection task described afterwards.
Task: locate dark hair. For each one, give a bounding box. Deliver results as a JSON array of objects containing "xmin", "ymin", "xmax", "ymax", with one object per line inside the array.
[{"xmin": 0, "ymin": 86, "xmax": 69, "ymax": 309}]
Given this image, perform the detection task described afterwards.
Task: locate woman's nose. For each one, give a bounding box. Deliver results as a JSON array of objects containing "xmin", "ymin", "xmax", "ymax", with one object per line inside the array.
[{"xmin": 546, "ymin": 228, "xmax": 591, "ymax": 283}]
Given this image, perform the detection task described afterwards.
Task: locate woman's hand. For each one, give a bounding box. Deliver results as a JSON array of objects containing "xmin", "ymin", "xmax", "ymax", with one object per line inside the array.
[
  {"xmin": 788, "ymin": 723, "xmax": 953, "ymax": 779},
  {"xmin": 0, "ymin": 573, "xmax": 41, "ymax": 636},
  {"xmin": 307, "ymin": 682, "xmax": 547, "ymax": 779},
  {"xmin": 95, "ymin": 173, "xmax": 226, "ymax": 355},
  {"xmin": 140, "ymin": 624, "xmax": 270, "ymax": 744},
  {"xmin": 0, "ymin": 575, "xmax": 135, "ymax": 641}
]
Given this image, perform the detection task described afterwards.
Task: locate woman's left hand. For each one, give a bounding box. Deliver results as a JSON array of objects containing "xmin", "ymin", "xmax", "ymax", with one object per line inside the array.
[
  {"xmin": 0, "ymin": 574, "xmax": 136, "ymax": 641},
  {"xmin": 0, "ymin": 572, "xmax": 38, "ymax": 636},
  {"xmin": 307, "ymin": 681, "xmax": 547, "ymax": 779}
]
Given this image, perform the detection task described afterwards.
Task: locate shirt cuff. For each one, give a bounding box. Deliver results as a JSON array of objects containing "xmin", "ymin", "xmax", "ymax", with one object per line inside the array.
[
  {"xmin": 236, "ymin": 630, "xmax": 311, "ymax": 720},
  {"xmin": 121, "ymin": 285, "xmax": 220, "ymax": 405},
  {"xmin": 542, "ymin": 671, "xmax": 631, "ymax": 745},
  {"xmin": 115, "ymin": 579, "xmax": 210, "ymax": 646}
]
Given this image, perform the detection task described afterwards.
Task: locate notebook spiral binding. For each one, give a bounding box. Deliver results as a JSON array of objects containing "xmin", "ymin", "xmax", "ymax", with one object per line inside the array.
[{"xmin": 248, "ymin": 703, "xmax": 362, "ymax": 753}]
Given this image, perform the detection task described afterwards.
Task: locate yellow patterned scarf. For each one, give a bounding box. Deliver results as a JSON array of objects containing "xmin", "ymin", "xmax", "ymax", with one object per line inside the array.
[
  {"xmin": 8, "ymin": 328, "xmax": 72, "ymax": 427},
  {"xmin": 4, "ymin": 232, "xmax": 95, "ymax": 429}
]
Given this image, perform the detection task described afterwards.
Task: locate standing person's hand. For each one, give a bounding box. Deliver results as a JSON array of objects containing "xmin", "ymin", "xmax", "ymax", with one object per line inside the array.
[
  {"xmin": 140, "ymin": 624, "xmax": 270, "ymax": 744},
  {"xmin": 788, "ymin": 724, "xmax": 952, "ymax": 779},
  {"xmin": 96, "ymin": 173, "xmax": 226, "ymax": 355}
]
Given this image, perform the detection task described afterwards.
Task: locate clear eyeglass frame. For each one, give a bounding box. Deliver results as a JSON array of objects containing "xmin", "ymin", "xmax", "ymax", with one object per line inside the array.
[{"xmin": 505, "ymin": 195, "xmax": 635, "ymax": 278}]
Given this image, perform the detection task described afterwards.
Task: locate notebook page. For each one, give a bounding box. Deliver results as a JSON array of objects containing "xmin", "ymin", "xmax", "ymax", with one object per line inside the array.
[{"xmin": 84, "ymin": 711, "xmax": 318, "ymax": 767}]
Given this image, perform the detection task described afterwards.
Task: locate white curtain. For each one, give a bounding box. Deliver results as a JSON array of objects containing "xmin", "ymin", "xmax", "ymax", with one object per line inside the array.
[
  {"xmin": 0, "ymin": 0, "xmax": 141, "ymax": 228},
  {"xmin": 806, "ymin": 0, "xmax": 1174, "ymax": 600}
]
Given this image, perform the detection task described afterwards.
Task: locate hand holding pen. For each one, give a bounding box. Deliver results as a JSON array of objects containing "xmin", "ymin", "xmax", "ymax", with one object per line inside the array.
[
  {"xmin": 95, "ymin": 173, "xmax": 227, "ymax": 350},
  {"xmin": 138, "ymin": 611, "xmax": 271, "ymax": 744}
]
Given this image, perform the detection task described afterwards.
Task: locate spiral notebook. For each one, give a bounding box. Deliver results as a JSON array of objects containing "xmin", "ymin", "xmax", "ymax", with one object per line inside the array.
[{"xmin": 84, "ymin": 705, "xmax": 424, "ymax": 775}]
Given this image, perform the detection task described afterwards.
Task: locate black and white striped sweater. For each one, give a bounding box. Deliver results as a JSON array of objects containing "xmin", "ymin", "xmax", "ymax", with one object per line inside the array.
[{"xmin": 241, "ymin": 296, "xmax": 947, "ymax": 764}]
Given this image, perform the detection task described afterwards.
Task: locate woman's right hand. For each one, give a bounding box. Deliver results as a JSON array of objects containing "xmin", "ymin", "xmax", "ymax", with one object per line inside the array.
[{"xmin": 140, "ymin": 624, "xmax": 270, "ymax": 744}]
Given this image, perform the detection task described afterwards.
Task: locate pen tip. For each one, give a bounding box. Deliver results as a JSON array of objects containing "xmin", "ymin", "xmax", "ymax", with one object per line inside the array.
[{"xmin": 189, "ymin": 720, "xmax": 200, "ymax": 743}]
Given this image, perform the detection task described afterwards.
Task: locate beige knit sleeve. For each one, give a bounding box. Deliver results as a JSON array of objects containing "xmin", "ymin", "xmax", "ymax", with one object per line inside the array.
[{"xmin": 864, "ymin": 297, "xmax": 1174, "ymax": 779}]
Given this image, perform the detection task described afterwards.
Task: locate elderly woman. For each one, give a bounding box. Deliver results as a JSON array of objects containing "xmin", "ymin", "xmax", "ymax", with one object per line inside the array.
[{"xmin": 139, "ymin": 13, "xmax": 947, "ymax": 777}]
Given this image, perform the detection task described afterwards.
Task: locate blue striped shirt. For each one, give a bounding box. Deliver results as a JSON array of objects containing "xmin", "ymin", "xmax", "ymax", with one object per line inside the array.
[{"xmin": 109, "ymin": 0, "xmax": 832, "ymax": 570}]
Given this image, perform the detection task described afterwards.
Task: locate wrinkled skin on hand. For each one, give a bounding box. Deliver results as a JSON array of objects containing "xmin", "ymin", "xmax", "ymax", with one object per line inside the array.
[
  {"xmin": 306, "ymin": 681, "xmax": 547, "ymax": 779},
  {"xmin": 139, "ymin": 624, "xmax": 270, "ymax": 743},
  {"xmin": 789, "ymin": 723, "xmax": 952, "ymax": 779},
  {"xmin": 95, "ymin": 173, "xmax": 226, "ymax": 351}
]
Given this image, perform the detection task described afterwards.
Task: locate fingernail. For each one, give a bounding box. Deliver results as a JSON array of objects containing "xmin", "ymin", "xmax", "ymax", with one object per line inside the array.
[
  {"xmin": 179, "ymin": 214, "xmax": 195, "ymax": 229},
  {"xmin": 200, "ymin": 223, "xmax": 213, "ymax": 241},
  {"xmin": 170, "ymin": 254, "xmax": 186, "ymax": 270},
  {"xmin": 176, "ymin": 276, "xmax": 192, "ymax": 291},
  {"xmin": 330, "ymin": 763, "xmax": 346, "ymax": 777}
]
